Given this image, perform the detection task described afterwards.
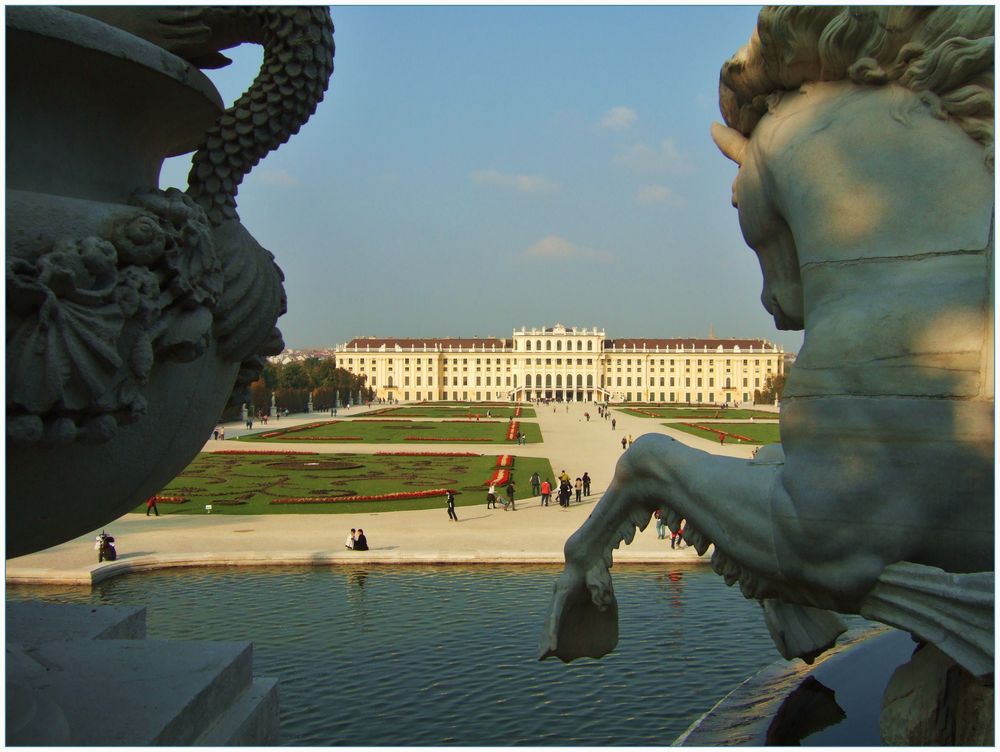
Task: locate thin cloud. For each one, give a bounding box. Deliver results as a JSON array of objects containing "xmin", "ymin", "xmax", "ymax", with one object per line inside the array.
[
  {"xmin": 471, "ymin": 170, "xmax": 559, "ymax": 194},
  {"xmin": 636, "ymin": 184, "xmax": 685, "ymax": 207},
  {"xmin": 522, "ymin": 235, "xmax": 615, "ymax": 263},
  {"xmin": 599, "ymin": 106, "xmax": 637, "ymax": 131},
  {"xmin": 253, "ymin": 169, "xmax": 301, "ymax": 188},
  {"xmin": 613, "ymin": 138, "xmax": 693, "ymax": 174}
]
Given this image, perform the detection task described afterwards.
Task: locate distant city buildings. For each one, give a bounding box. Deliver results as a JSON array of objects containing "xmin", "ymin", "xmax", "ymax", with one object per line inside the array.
[{"xmin": 328, "ymin": 324, "xmax": 784, "ymax": 404}]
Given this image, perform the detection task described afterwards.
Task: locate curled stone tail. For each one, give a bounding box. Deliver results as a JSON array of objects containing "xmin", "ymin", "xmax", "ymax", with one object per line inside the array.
[{"xmin": 187, "ymin": 7, "xmax": 335, "ymax": 224}]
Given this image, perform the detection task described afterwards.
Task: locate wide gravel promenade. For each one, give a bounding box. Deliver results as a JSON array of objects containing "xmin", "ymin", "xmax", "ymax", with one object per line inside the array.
[{"xmin": 7, "ymin": 403, "xmax": 775, "ymax": 586}]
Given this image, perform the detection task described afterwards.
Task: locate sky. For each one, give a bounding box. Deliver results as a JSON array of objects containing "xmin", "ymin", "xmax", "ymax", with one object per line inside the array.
[{"xmin": 159, "ymin": 4, "xmax": 805, "ymax": 354}]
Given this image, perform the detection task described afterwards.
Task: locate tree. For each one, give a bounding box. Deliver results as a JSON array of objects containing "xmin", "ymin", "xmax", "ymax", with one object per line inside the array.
[{"xmin": 756, "ymin": 372, "xmax": 787, "ymax": 404}]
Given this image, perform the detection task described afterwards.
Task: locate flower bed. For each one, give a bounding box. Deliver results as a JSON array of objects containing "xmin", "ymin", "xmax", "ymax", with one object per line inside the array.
[
  {"xmin": 151, "ymin": 495, "xmax": 188, "ymax": 504},
  {"xmin": 506, "ymin": 421, "xmax": 519, "ymax": 441},
  {"xmin": 375, "ymin": 451, "xmax": 481, "ymax": 457},
  {"xmin": 405, "ymin": 436, "xmax": 493, "ymax": 442},
  {"xmin": 257, "ymin": 421, "xmax": 335, "ymax": 439},
  {"xmin": 487, "ymin": 469, "xmax": 510, "ymax": 486},
  {"xmin": 444, "ymin": 419, "xmax": 501, "ymax": 423},
  {"xmin": 262, "ymin": 436, "xmax": 363, "ymax": 441},
  {"xmin": 495, "ymin": 455, "xmax": 513, "ymax": 467},
  {"xmin": 214, "ymin": 450, "xmax": 319, "ymax": 455},
  {"xmin": 514, "ymin": 406, "xmax": 522, "ymax": 417},
  {"xmin": 682, "ymin": 422, "xmax": 753, "ymax": 442},
  {"xmin": 353, "ymin": 418, "xmax": 413, "ymax": 422},
  {"xmin": 271, "ymin": 488, "xmax": 450, "ymax": 504}
]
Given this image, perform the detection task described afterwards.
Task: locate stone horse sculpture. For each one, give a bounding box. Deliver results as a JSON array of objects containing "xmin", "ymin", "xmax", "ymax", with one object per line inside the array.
[
  {"xmin": 541, "ymin": 5, "xmax": 994, "ymax": 682},
  {"xmin": 6, "ymin": 7, "xmax": 334, "ymax": 557}
]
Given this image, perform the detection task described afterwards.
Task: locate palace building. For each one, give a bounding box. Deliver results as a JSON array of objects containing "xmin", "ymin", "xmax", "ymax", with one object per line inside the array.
[{"xmin": 334, "ymin": 324, "xmax": 784, "ymax": 405}]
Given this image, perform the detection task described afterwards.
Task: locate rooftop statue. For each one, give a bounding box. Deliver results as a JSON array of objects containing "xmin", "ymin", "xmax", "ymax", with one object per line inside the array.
[
  {"xmin": 6, "ymin": 7, "xmax": 334, "ymax": 557},
  {"xmin": 542, "ymin": 5, "xmax": 993, "ymax": 684}
]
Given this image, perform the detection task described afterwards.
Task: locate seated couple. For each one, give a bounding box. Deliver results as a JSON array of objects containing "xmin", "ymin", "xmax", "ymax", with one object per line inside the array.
[{"xmin": 345, "ymin": 528, "xmax": 369, "ymax": 551}]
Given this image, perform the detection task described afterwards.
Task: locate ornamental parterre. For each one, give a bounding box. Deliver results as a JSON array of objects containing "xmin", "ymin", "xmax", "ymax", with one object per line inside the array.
[
  {"xmin": 271, "ymin": 488, "xmax": 450, "ymax": 504},
  {"xmin": 213, "ymin": 449, "xmax": 319, "ymax": 455}
]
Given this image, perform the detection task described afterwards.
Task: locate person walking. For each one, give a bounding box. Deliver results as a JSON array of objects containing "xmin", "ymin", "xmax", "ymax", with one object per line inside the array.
[
  {"xmin": 506, "ymin": 480, "xmax": 516, "ymax": 511},
  {"xmin": 574, "ymin": 477, "xmax": 583, "ymax": 503},
  {"xmin": 145, "ymin": 496, "xmax": 159, "ymax": 517},
  {"xmin": 219, "ymin": 425, "xmax": 225, "ymax": 440},
  {"xmin": 530, "ymin": 471, "xmax": 541, "ymax": 497},
  {"xmin": 621, "ymin": 436, "xmax": 627, "ymax": 451},
  {"xmin": 628, "ymin": 434, "xmax": 634, "ymax": 448},
  {"xmin": 213, "ymin": 427, "xmax": 219, "ymax": 440},
  {"xmin": 612, "ymin": 418, "xmax": 616, "ymax": 430},
  {"xmin": 655, "ymin": 510, "xmax": 667, "ymax": 540},
  {"xmin": 486, "ymin": 483, "xmax": 497, "ymax": 509},
  {"xmin": 540, "ymin": 478, "xmax": 551, "ymax": 506},
  {"xmin": 582, "ymin": 472, "xmax": 591, "ymax": 496},
  {"xmin": 446, "ymin": 490, "xmax": 458, "ymax": 522}
]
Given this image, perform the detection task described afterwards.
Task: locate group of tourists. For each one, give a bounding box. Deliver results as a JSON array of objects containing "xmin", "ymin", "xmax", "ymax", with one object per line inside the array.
[
  {"xmin": 535, "ymin": 470, "xmax": 591, "ymax": 508},
  {"xmin": 344, "ymin": 528, "xmax": 369, "ymax": 550}
]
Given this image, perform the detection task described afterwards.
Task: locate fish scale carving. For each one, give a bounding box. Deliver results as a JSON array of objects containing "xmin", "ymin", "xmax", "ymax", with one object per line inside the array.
[{"xmin": 187, "ymin": 7, "xmax": 335, "ymax": 225}]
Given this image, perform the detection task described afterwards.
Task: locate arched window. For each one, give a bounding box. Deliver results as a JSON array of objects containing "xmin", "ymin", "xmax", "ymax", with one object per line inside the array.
[
  {"xmin": 587, "ymin": 374, "xmax": 593, "ymax": 387},
  {"xmin": 556, "ymin": 374, "xmax": 563, "ymax": 387},
  {"xmin": 576, "ymin": 374, "xmax": 583, "ymax": 386},
  {"xmin": 536, "ymin": 340, "xmax": 542, "ymax": 351},
  {"xmin": 587, "ymin": 341, "xmax": 593, "ymax": 351},
  {"xmin": 535, "ymin": 374, "xmax": 542, "ymax": 387},
  {"xmin": 577, "ymin": 340, "xmax": 583, "ymax": 351},
  {"xmin": 546, "ymin": 341, "xmax": 552, "ymax": 351},
  {"xmin": 545, "ymin": 374, "xmax": 552, "ymax": 387},
  {"xmin": 556, "ymin": 341, "xmax": 562, "ymax": 351},
  {"xmin": 526, "ymin": 340, "xmax": 532, "ymax": 351}
]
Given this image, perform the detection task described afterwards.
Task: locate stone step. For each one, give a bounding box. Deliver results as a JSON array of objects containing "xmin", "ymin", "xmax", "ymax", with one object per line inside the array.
[
  {"xmin": 10, "ymin": 637, "xmax": 257, "ymax": 745},
  {"xmin": 194, "ymin": 677, "xmax": 281, "ymax": 746}
]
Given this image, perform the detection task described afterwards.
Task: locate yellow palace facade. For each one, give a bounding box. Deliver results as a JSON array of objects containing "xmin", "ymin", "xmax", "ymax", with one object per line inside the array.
[{"xmin": 335, "ymin": 324, "xmax": 784, "ymax": 405}]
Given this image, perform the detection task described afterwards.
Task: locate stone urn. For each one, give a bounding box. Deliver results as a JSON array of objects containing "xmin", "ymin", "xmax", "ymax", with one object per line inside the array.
[{"xmin": 6, "ymin": 7, "xmax": 335, "ymax": 557}]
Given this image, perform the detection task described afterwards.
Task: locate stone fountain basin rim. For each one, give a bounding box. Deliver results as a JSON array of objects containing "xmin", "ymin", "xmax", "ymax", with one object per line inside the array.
[{"xmin": 6, "ymin": 6, "xmax": 224, "ymax": 116}]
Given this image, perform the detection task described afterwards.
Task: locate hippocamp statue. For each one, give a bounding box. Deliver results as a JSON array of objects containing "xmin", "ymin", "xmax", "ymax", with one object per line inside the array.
[
  {"xmin": 541, "ymin": 6, "xmax": 994, "ymax": 679},
  {"xmin": 6, "ymin": 7, "xmax": 334, "ymax": 556}
]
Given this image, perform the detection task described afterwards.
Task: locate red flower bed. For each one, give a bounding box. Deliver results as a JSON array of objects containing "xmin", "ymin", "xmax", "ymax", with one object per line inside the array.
[
  {"xmin": 214, "ymin": 450, "xmax": 319, "ymax": 455},
  {"xmin": 487, "ymin": 469, "xmax": 510, "ymax": 486},
  {"xmin": 151, "ymin": 496, "xmax": 188, "ymax": 503},
  {"xmin": 375, "ymin": 451, "xmax": 481, "ymax": 457},
  {"xmin": 258, "ymin": 421, "xmax": 336, "ymax": 439},
  {"xmin": 353, "ymin": 418, "xmax": 413, "ymax": 422},
  {"xmin": 271, "ymin": 488, "xmax": 449, "ymax": 504},
  {"xmin": 444, "ymin": 419, "xmax": 500, "ymax": 423},
  {"xmin": 405, "ymin": 437, "xmax": 492, "ymax": 442},
  {"xmin": 506, "ymin": 421, "xmax": 519, "ymax": 441},
  {"xmin": 514, "ymin": 407, "xmax": 522, "ymax": 417},
  {"xmin": 495, "ymin": 454, "xmax": 513, "ymax": 467},
  {"xmin": 682, "ymin": 423, "xmax": 753, "ymax": 442}
]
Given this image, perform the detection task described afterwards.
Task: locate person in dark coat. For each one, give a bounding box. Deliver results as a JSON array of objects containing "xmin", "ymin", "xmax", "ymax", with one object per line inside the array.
[
  {"xmin": 354, "ymin": 529, "xmax": 369, "ymax": 550},
  {"xmin": 447, "ymin": 490, "xmax": 458, "ymax": 522}
]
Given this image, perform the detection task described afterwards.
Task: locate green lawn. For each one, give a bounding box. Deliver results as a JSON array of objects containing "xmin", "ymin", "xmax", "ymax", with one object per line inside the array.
[
  {"xmin": 238, "ymin": 419, "xmax": 542, "ymax": 444},
  {"xmin": 623, "ymin": 406, "xmax": 777, "ymax": 420},
  {"xmin": 141, "ymin": 451, "xmax": 555, "ymax": 515},
  {"xmin": 361, "ymin": 405, "xmax": 536, "ymax": 419},
  {"xmin": 667, "ymin": 421, "xmax": 781, "ymax": 445}
]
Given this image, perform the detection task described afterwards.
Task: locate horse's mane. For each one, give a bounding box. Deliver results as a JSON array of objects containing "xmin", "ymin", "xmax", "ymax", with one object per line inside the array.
[{"xmin": 720, "ymin": 6, "xmax": 994, "ymax": 167}]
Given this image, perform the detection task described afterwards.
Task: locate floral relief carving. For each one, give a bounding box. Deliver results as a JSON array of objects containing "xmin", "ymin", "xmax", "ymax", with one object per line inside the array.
[{"xmin": 6, "ymin": 189, "xmax": 225, "ymax": 446}]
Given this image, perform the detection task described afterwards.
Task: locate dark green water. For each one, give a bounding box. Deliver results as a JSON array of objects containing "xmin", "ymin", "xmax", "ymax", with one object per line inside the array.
[{"xmin": 10, "ymin": 564, "xmax": 796, "ymax": 745}]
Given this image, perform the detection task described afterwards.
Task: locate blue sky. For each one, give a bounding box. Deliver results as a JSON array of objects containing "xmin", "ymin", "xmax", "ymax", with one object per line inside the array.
[{"xmin": 160, "ymin": 4, "xmax": 805, "ymax": 353}]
